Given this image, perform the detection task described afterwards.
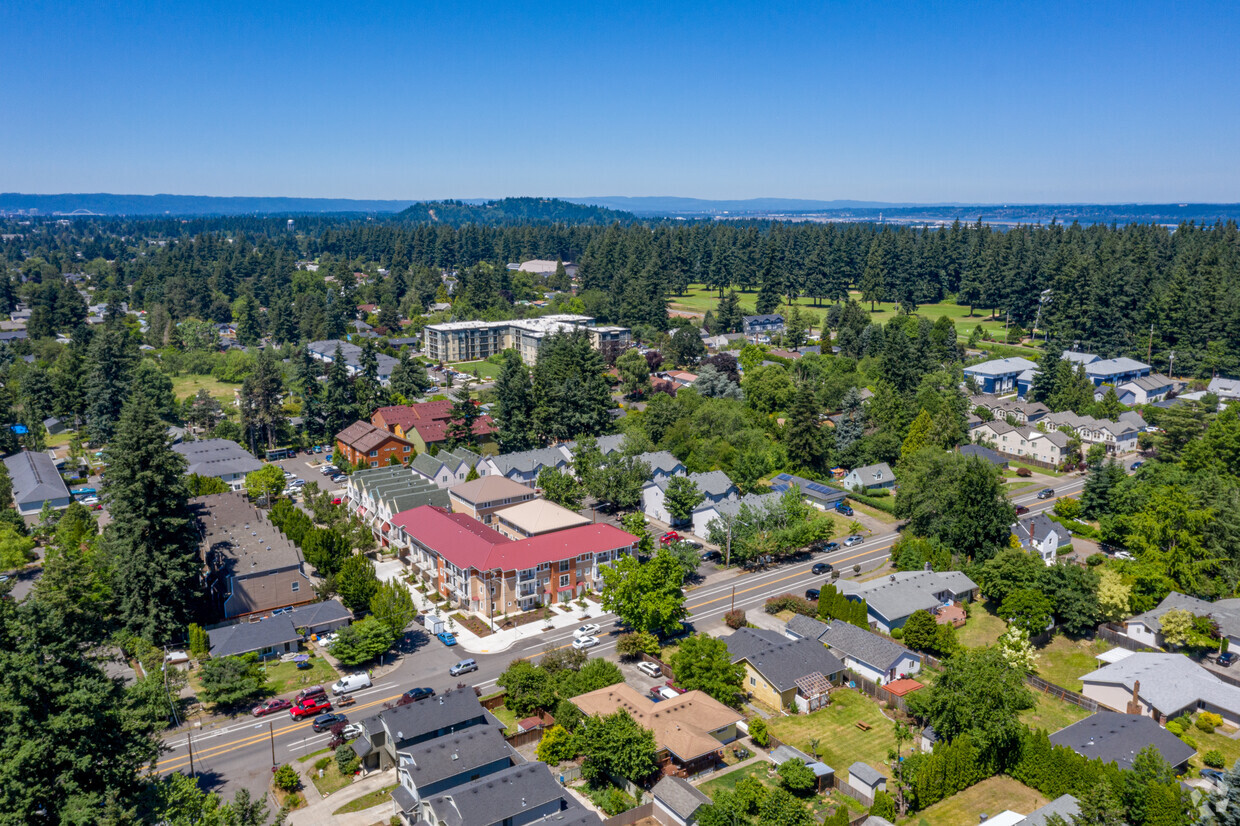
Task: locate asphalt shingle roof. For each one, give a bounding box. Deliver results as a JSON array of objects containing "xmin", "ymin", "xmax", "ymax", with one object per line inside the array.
[
  {"xmin": 421, "ymin": 762, "xmax": 578, "ymax": 826},
  {"xmin": 724, "ymin": 628, "xmax": 844, "ymax": 692},
  {"xmin": 819, "ymin": 621, "xmax": 916, "ymax": 673},
  {"xmin": 487, "ymin": 447, "xmax": 570, "ymax": 476},
  {"xmin": 652, "ymin": 776, "xmax": 711, "ymax": 820},
  {"xmin": 208, "ymin": 614, "xmax": 301, "ymax": 657},
  {"xmin": 1127, "ymin": 592, "xmax": 1240, "ymax": 640},
  {"xmin": 836, "ymin": 570, "xmax": 977, "ymax": 625},
  {"xmin": 634, "ymin": 451, "xmax": 684, "ymax": 476},
  {"xmin": 785, "ymin": 614, "xmax": 830, "ymax": 642},
  {"xmin": 1048, "ymin": 712, "xmax": 1195, "ymax": 771},
  {"xmin": 1020, "ymin": 794, "xmax": 1080, "ymax": 826},
  {"xmin": 3, "ymin": 449, "xmax": 69, "ymax": 507},
  {"xmin": 393, "ymin": 726, "xmax": 513, "ymax": 792},
  {"xmin": 963, "ymin": 356, "xmax": 1039, "ymax": 376},
  {"xmin": 1080, "ymin": 652, "xmax": 1240, "ymax": 718},
  {"xmin": 172, "ymin": 439, "xmax": 263, "ymax": 479},
  {"xmin": 849, "ymin": 761, "xmax": 885, "ymax": 787},
  {"xmin": 288, "ymin": 600, "xmax": 352, "ymax": 630}
]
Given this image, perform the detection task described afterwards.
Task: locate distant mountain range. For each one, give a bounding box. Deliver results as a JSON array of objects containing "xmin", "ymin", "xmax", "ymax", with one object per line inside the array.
[{"xmin": 3, "ymin": 192, "xmax": 1239, "ymax": 226}]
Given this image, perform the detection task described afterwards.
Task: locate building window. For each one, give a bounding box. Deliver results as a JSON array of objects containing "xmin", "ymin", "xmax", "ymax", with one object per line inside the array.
[
  {"xmin": 559, "ymin": 574, "xmax": 569, "ymax": 588},
  {"xmin": 750, "ymin": 676, "xmax": 756, "ymax": 686},
  {"xmin": 291, "ymin": 581, "xmax": 300, "ymax": 592},
  {"xmin": 403, "ymin": 446, "xmax": 411, "ymax": 452},
  {"xmin": 559, "ymin": 559, "xmax": 570, "ymax": 572},
  {"xmin": 369, "ymin": 450, "xmax": 378, "ymax": 457}
]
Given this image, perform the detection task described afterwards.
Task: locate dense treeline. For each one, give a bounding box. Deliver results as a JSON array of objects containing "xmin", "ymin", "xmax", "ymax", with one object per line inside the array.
[{"xmin": 4, "ymin": 215, "xmax": 1240, "ymax": 374}]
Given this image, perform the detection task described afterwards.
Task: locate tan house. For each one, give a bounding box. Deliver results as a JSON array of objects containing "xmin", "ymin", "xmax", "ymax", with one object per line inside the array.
[
  {"xmin": 491, "ymin": 498, "xmax": 590, "ymax": 539},
  {"xmin": 571, "ymin": 684, "xmax": 742, "ymax": 777},
  {"xmin": 448, "ymin": 476, "xmax": 538, "ymax": 524},
  {"xmin": 724, "ymin": 628, "xmax": 845, "ymax": 711}
]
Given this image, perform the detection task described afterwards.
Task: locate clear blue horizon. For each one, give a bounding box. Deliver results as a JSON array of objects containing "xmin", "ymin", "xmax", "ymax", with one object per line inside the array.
[{"xmin": 4, "ymin": 1, "xmax": 1238, "ymax": 203}]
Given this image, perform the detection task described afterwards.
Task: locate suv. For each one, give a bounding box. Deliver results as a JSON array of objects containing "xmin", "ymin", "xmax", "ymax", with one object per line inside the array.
[
  {"xmin": 812, "ymin": 562, "xmax": 833, "ymax": 575},
  {"xmin": 835, "ymin": 503, "xmax": 854, "ymax": 517},
  {"xmin": 1037, "ymin": 488, "xmax": 1056, "ymax": 500},
  {"xmin": 449, "ymin": 658, "xmax": 478, "ymax": 676},
  {"xmin": 805, "ymin": 587, "xmax": 821, "ymax": 600},
  {"xmin": 312, "ymin": 712, "xmax": 348, "ymax": 732},
  {"xmin": 637, "ymin": 661, "xmax": 662, "ymax": 678},
  {"xmin": 1219, "ymin": 652, "xmax": 1238, "ymax": 668}
]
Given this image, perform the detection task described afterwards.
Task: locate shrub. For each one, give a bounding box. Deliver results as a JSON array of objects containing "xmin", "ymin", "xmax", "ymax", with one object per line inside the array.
[
  {"xmin": 764, "ymin": 594, "xmax": 815, "ymax": 616},
  {"xmin": 272, "ymin": 763, "xmax": 300, "ymax": 793},
  {"xmin": 870, "ymin": 790, "xmax": 897, "ymax": 820},
  {"xmin": 748, "ymin": 717, "xmax": 769, "ymax": 748},
  {"xmin": 616, "ymin": 631, "xmax": 660, "ymax": 660},
  {"xmin": 777, "ymin": 758, "xmax": 818, "ymax": 796},
  {"xmin": 1016, "ymin": 467, "xmax": 1032, "ymax": 477},
  {"xmin": 724, "ymin": 610, "xmax": 747, "ymax": 629},
  {"xmin": 1182, "ymin": 735, "xmax": 1198, "ymax": 749},
  {"xmin": 1166, "ymin": 721, "xmax": 1184, "ymax": 735},
  {"xmin": 536, "ymin": 725, "xmax": 578, "ymax": 766},
  {"xmin": 1204, "ymin": 750, "xmax": 1226, "ymax": 768},
  {"xmin": 1086, "ymin": 554, "xmax": 1105, "ymax": 567},
  {"xmin": 335, "ymin": 745, "xmax": 359, "ymax": 776},
  {"xmin": 1173, "ymin": 713, "xmax": 1193, "ymax": 730},
  {"xmin": 1198, "ymin": 712, "xmax": 1224, "ymax": 731},
  {"xmin": 1053, "ymin": 497, "xmax": 1083, "ymax": 520},
  {"xmin": 890, "ymin": 627, "xmax": 904, "ymax": 640},
  {"xmin": 313, "ymin": 756, "xmax": 332, "ymax": 772},
  {"xmin": 601, "ymin": 787, "xmax": 637, "ymax": 816}
]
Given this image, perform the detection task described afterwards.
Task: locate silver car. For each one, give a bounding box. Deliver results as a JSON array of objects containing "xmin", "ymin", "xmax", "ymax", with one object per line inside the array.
[{"xmin": 843, "ymin": 535, "xmax": 864, "ymax": 547}]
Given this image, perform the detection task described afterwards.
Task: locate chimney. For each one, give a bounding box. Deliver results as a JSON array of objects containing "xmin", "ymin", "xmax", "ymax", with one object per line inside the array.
[{"xmin": 1126, "ymin": 680, "xmax": 1142, "ymax": 715}]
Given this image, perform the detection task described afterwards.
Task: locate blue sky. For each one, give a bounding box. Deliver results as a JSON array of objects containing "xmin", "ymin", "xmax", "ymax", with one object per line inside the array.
[{"xmin": 3, "ymin": 1, "xmax": 1238, "ymax": 202}]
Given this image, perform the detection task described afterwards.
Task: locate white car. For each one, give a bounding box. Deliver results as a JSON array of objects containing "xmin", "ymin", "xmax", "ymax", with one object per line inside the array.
[
  {"xmin": 340, "ymin": 723, "xmax": 364, "ymax": 740},
  {"xmin": 80, "ymin": 496, "xmax": 100, "ymax": 506},
  {"xmin": 1114, "ymin": 551, "xmax": 1133, "ymax": 561},
  {"xmin": 576, "ymin": 624, "xmax": 602, "ymax": 638},
  {"xmin": 572, "ymin": 636, "xmax": 599, "ymax": 650},
  {"xmin": 843, "ymin": 535, "xmax": 864, "ymax": 547},
  {"xmin": 637, "ymin": 661, "xmax": 662, "ymax": 678}
]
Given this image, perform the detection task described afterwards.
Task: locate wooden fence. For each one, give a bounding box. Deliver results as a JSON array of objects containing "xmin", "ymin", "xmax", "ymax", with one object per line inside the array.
[
  {"xmin": 504, "ymin": 727, "xmax": 547, "ymax": 748},
  {"xmin": 832, "ymin": 775, "xmax": 874, "ymax": 805},
  {"xmin": 480, "ymin": 691, "xmax": 507, "ymax": 710},
  {"xmin": 601, "ymin": 802, "xmax": 656, "ymax": 826},
  {"xmin": 1023, "ymin": 673, "xmax": 1102, "ymax": 712},
  {"xmin": 640, "ymin": 653, "xmax": 674, "ymax": 679},
  {"xmin": 849, "ymin": 672, "xmax": 912, "ymax": 713},
  {"xmin": 1095, "ymin": 624, "xmax": 1152, "ymax": 652}
]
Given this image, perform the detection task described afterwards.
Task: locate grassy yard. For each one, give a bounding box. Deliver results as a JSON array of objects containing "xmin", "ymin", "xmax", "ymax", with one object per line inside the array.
[
  {"xmin": 170, "ymin": 374, "xmax": 241, "ymax": 404},
  {"xmin": 310, "ymin": 761, "xmax": 356, "ymax": 797},
  {"xmin": 847, "ymin": 500, "xmax": 899, "ymax": 525},
  {"xmin": 911, "ymin": 775, "xmax": 1047, "ymax": 826},
  {"xmin": 490, "ymin": 703, "xmax": 520, "ymax": 735},
  {"xmin": 956, "ymin": 600, "xmax": 1006, "ymax": 650},
  {"xmin": 332, "ymin": 783, "xmax": 399, "ymax": 815},
  {"xmin": 1183, "ymin": 723, "xmax": 1240, "ymax": 775},
  {"xmin": 697, "ymin": 763, "xmax": 846, "ymax": 822},
  {"xmin": 1004, "ymin": 480, "xmax": 1039, "ymax": 494},
  {"xmin": 1020, "ymin": 690, "xmax": 1091, "ymax": 733},
  {"xmin": 1033, "ymin": 635, "xmax": 1109, "ymax": 692},
  {"xmin": 1008, "ymin": 460, "xmax": 1063, "ymax": 478},
  {"xmin": 766, "ymin": 688, "xmax": 894, "ymax": 777},
  {"xmin": 260, "ymin": 656, "xmax": 339, "ymax": 696},
  {"xmin": 448, "ymin": 360, "xmax": 502, "ymax": 380}
]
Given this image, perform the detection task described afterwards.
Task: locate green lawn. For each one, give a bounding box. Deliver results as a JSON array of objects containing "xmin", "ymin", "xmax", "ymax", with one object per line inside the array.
[
  {"xmin": 1004, "ymin": 480, "xmax": 1038, "ymax": 494},
  {"xmin": 490, "ymin": 703, "xmax": 520, "ymax": 735},
  {"xmin": 332, "ymin": 784, "xmax": 399, "ymax": 815},
  {"xmin": 956, "ymin": 600, "xmax": 1006, "ymax": 650},
  {"xmin": 1183, "ymin": 723, "xmax": 1240, "ymax": 775},
  {"xmin": 1020, "ymin": 690, "xmax": 1091, "ymax": 733},
  {"xmin": 697, "ymin": 763, "xmax": 844, "ymax": 822},
  {"xmin": 260, "ymin": 655, "xmax": 339, "ymax": 696},
  {"xmin": 296, "ymin": 747, "xmax": 331, "ymax": 764},
  {"xmin": 310, "ymin": 762, "xmax": 355, "ymax": 797},
  {"xmin": 448, "ymin": 360, "xmax": 502, "ymax": 381},
  {"xmin": 847, "ymin": 500, "xmax": 899, "ymax": 525},
  {"xmin": 911, "ymin": 775, "xmax": 1047, "ymax": 826},
  {"xmin": 1033, "ymin": 635, "xmax": 1109, "ymax": 692},
  {"xmin": 170, "ymin": 374, "xmax": 242, "ymax": 404},
  {"xmin": 1008, "ymin": 460, "xmax": 1064, "ymax": 478},
  {"xmin": 766, "ymin": 688, "xmax": 894, "ymax": 777}
]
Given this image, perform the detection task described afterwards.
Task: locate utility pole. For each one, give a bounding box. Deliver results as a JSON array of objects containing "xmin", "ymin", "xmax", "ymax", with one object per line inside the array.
[
  {"xmin": 269, "ymin": 722, "xmax": 276, "ymax": 766},
  {"xmin": 730, "ymin": 585, "xmax": 736, "ymax": 614},
  {"xmin": 1168, "ymin": 350, "xmax": 1176, "ymax": 380},
  {"xmin": 187, "ymin": 731, "xmax": 195, "ymax": 779},
  {"xmin": 1147, "ymin": 324, "xmax": 1154, "ymax": 365}
]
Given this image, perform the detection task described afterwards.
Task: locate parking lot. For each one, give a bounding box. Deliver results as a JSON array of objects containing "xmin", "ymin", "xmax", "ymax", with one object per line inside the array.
[{"xmin": 271, "ymin": 454, "xmax": 346, "ymax": 497}]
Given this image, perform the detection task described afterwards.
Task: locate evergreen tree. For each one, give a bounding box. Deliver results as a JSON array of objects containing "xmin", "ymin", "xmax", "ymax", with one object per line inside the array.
[
  {"xmin": 445, "ymin": 383, "xmax": 481, "ymax": 450},
  {"xmin": 390, "ymin": 350, "xmax": 431, "ymax": 400},
  {"xmin": 532, "ymin": 330, "xmax": 613, "ymax": 442},
  {"xmin": 239, "ymin": 349, "xmax": 287, "ymax": 451},
  {"xmin": 715, "ymin": 289, "xmax": 743, "ymax": 333},
  {"xmin": 783, "ymin": 384, "xmax": 825, "ymax": 472},
  {"xmin": 321, "ymin": 345, "xmax": 357, "ymax": 438},
  {"xmin": 493, "ymin": 350, "xmax": 538, "ymax": 451},
  {"xmin": 102, "ymin": 394, "xmax": 201, "ymax": 642},
  {"xmin": 85, "ymin": 322, "xmax": 138, "ymax": 441}
]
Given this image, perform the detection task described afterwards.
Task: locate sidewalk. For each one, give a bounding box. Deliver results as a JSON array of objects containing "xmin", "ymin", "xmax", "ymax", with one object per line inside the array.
[
  {"xmin": 374, "ymin": 558, "xmax": 600, "ymax": 655},
  {"xmin": 286, "ymin": 767, "xmax": 397, "ymax": 826}
]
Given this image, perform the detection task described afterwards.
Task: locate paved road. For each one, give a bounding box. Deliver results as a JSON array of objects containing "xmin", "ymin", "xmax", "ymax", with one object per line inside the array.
[{"xmin": 156, "ymin": 470, "xmax": 1088, "ymax": 799}]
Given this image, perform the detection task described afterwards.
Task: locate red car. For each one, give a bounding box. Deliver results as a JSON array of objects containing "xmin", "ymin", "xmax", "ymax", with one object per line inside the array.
[
  {"xmin": 252, "ymin": 698, "xmax": 292, "ymax": 717},
  {"xmin": 290, "ymin": 696, "xmax": 332, "ymax": 718},
  {"xmin": 331, "ymin": 497, "xmax": 342, "ymax": 505},
  {"xmin": 1015, "ymin": 505, "xmax": 1030, "ymax": 515},
  {"xmin": 660, "ymin": 531, "xmax": 681, "ymax": 545}
]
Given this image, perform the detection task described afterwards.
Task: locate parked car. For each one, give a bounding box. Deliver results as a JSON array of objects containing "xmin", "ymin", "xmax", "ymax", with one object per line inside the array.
[
  {"xmin": 437, "ymin": 631, "xmax": 457, "ymax": 647},
  {"xmin": 805, "ymin": 588, "xmax": 821, "ymax": 600},
  {"xmin": 576, "ymin": 624, "xmax": 602, "ymax": 637},
  {"xmin": 663, "ymin": 679, "xmax": 686, "ymax": 694},
  {"xmin": 331, "ymin": 475, "xmax": 347, "ymax": 483},
  {"xmin": 1113, "ymin": 551, "xmax": 1134, "ymax": 561},
  {"xmin": 1015, "ymin": 505, "xmax": 1030, "ymax": 515},
  {"xmin": 312, "ymin": 712, "xmax": 348, "ymax": 732},
  {"xmin": 700, "ymin": 549, "xmax": 721, "ymax": 562},
  {"xmin": 843, "ymin": 535, "xmax": 864, "ymax": 547},
  {"xmin": 295, "ymin": 685, "xmax": 327, "ymax": 702},
  {"xmin": 811, "ymin": 562, "xmax": 832, "ymax": 575},
  {"xmin": 1219, "ymin": 652, "xmax": 1238, "ymax": 668},
  {"xmin": 835, "ymin": 503, "xmax": 854, "ymax": 517},
  {"xmin": 1130, "ymin": 461, "xmax": 1144, "ymax": 470},
  {"xmin": 637, "ymin": 661, "xmax": 662, "ymax": 678},
  {"xmin": 340, "ymin": 723, "xmax": 365, "ymax": 740},
  {"xmin": 649, "ymin": 685, "xmax": 679, "ymax": 701},
  {"xmin": 1037, "ymin": 488, "xmax": 1056, "ymax": 500},
  {"xmin": 573, "ymin": 636, "xmax": 599, "ymax": 650},
  {"xmin": 332, "ymin": 673, "xmax": 372, "ymax": 695},
  {"xmin": 80, "ymin": 496, "xmax": 100, "ymax": 506},
  {"xmin": 1202, "ymin": 768, "xmax": 1228, "ymax": 784},
  {"xmin": 251, "ymin": 698, "xmax": 292, "ymax": 717},
  {"xmin": 449, "ymin": 658, "xmax": 478, "ymax": 676},
  {"xmin": 290, "ymin": 696, "xmax": 332, "ymax": 718},
  {"xmin": 680, "ymin": 540, "xmax": 703, "ymax": 550},
  {"xmin": 659, "ymin": 531, "xmax": 681, "ymax": 545},
  {"xmin": 402, "ymin": 687, "xmax": 435, "ymax": 702},
  {"xmin": 331, "ymin": 497, "xmax": 342, "ymax": 505},
  {"xmin": 70, "ymin": 487, "xmax": 97, "ymax": 497}
]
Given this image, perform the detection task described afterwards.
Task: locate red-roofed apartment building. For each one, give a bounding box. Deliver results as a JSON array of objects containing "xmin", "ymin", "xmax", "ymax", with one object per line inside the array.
[
  {"xmin": 389, "ymin": 505, "xmax": 637, "ymax": 616},
  {"xmin": 372, "ymin": 402, "xmax": 497, "ymax": 454},
  {"xmin": 335, "ymin": 421, "xmax": 415, "ymax": 468}
]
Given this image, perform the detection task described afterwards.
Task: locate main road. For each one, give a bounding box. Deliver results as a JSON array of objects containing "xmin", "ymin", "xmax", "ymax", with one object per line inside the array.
[{"xmin": 156, "ymin": 473, "xmax": 1086, "ymax": 799}]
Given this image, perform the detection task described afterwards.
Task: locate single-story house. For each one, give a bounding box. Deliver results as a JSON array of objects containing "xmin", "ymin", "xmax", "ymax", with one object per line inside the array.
[
  {"xmin": 652, "ymin": 776, "xmax": 711, "ymax": 826},
  {"xmin": 847, "ymin": 762, "xmax": 886, "ymax": 801},
  {"xmin": 791, "ymin": 616, "xmax": 923, "ymax": 685},
  {"xmin": 288, "ymin": 600, "xmax": 353, "ymax": 636},
  {"xmin": 842, "ymin": 462, "xmax": 895, "ymax": 491},
  {"xmin": 1207, "ymin": 377, "xmax": 1240, "ymax": 402},
  {"xmin": 4, "ymin": 449, "xmax": 72, "ymax": 514},
  {"xmin": 724, "ymin": 627, "xmax": 845, "ymax": 711},
  {"xmin": 963, "ymin": 357, "xmax": 1040, "ymax": 396},
  {"xmin": 642, "ymin": 470, "xmax": 737, "ymax": 525},
  {"xmin": 172, "ymin": 439, "xmax": 263, "ymax": 490},
  {"xmin": 1012, "ymin": 513, "xmax": 1071, "ymax": 566},
  {"xmin": 207, "ymin": 614, "xmax": 301, "ymax": 659},
  {"xmin": 42, "ymin": 417, "xmax": 66, "ymax": 435},
  {"xmin": 1049, "ymin": 712, "xmax": 1195, "ymax": 773},
  {"xmin": 836, "ymin": 570, "xmax": 978, "ymax": 633},
  {"xmin": 769, "ymin": 472, "xmax": 847, "ymax": 510},
  {"xmin": 1079, "ymin": 652, "xmax": 1240, "ymax": 726},
  {"xmin": 1122, "ymin": 592, "xmax": 1240, "ymax": 650}
]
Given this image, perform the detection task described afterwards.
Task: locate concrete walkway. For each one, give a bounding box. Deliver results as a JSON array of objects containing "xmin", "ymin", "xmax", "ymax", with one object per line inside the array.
[{"xmin": 286, "ymin": 767, "xmax": 398, "ymax": 826}]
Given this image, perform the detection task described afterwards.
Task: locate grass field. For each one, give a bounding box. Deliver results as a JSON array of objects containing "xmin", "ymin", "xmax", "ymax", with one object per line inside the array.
[
  {"xmin": 1033, "ymin": 635, "xmax": 1109, "ymax": 692},
  {"xmin": 766, "ymin": 688, "xmax": 893, "ymax": 777},
  {"xmin": 310, "ymin": 761, "xmax": 355, "ymax": 797},
  {"xmin": 666, "ymin": 284, "xmax": 1032, "ymax": 343},
  {"xmin": 170, "ymin": 374, "xmax": 241, "ymax": 404},
  {"xmin": 697, "ymin": 763, "xmax": 844, "ymax": 822},
  {"xmin": 260, "ymin": 656, "xmax": 339, "ymax": 696},
  {"xmin": 911, "ymin": 776, "xmax": 1048, "ymax": 826},
  {"xmin": 847, "ymin": 500, "xmax": 899, "ymax": 525},
  {"xmin": 333, "ymin": 783, "xmax": 399, "ymax": 815},
  {"xmin": 956, "ymin": 600, "xmax": 1006, "ymax": 649},
  {"xmin": 1183, "ymin": 723, "xmax": 1240, "ymax": 775},
  {"xmin": 448, "ymin": 360, "xmax": 502, "ymax": 381},
  {"xmin": 1020, "ymin": 690, "xmax": 1091, "ymax": 733},
  {"xmin": 490, "ymin": 703, "xmax": 520, "ymax": 735}
]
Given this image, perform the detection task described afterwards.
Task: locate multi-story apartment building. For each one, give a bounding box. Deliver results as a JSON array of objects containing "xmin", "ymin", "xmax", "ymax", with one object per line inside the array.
[
  {"xmin": 422, "ymin": 314, "xmax": 631, "ymax": 366},
  {"xmin": 335, "ymin": 420, "xmax": 415, "ymax": 468},
  {"xmin": 447, "ymin": 475, "xmax": 538, "ymax": 524}
]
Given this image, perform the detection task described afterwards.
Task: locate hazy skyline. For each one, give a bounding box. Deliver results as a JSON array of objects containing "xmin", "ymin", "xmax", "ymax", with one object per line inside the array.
[{"xmin": 4, "ymin": 1, "xmax": 1238, "ymax": 202}]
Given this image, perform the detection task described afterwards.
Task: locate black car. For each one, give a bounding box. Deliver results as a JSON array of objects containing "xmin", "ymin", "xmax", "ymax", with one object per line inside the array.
[
  {"xmin": 1037, "ymin": 488, "xmax": 1056, "ymax": 500},
  {"xmin": 812, "ymin": 562, "xmax": 833, "ymax": 575},
  {"xmin": 403, "ymin": 686, "xmax": 435, "ymax": 702},
  {"xmin": 805, "ymin": 588, "xmax": 821, "ymax": 600},
  {"xmin": 1219, "ymin": 652, "xmax": 1238, "ymax": 668},
  {"xmin": 700, "ymin": 550, "xmax": 721, "ymax": 562},
  {"xmin": 312, "ymin": 712, "xmax": 348, "ymax": 732}
]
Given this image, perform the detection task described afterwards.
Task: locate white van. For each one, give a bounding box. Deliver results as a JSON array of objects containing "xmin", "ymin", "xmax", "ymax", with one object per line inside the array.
[{"xmin": 331, "ymin": 673, "xmax": 372, "ymax": 695}]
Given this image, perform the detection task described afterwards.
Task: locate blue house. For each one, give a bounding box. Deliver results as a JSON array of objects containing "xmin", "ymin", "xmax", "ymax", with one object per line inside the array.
[
  {"xmin": 963, "ymin": 357, "xmax": 1039, "ymax": 396},
  {"xmin": 1085, "ymin": 357, "xmax": 1151, "ymax": 387}
]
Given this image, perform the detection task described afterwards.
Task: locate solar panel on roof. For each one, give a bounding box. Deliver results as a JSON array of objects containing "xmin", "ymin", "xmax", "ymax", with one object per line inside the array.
[{"xmin": 774, "ymin": 473, "xmax": 793, "ymax": 481}]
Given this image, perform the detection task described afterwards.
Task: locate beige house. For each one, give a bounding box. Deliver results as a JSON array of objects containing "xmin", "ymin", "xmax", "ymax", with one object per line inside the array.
[
  {"xmin": 447, "ymin": 476, "xmax": 537, "ymax": 524},
  {"xmin": 972, "ymin": 421, "xmax": 1070, "ymax": 467},
  {"xmin": 491, "ymin": 498, "xmax": 590, "ymax": 539}
]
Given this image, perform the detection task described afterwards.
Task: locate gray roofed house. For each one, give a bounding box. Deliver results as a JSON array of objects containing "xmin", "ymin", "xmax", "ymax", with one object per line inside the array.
[
  {"xmin": 417, "ymin": 762, "xmax": 590, "ymax": 826},
  {"xmin": 1049, "ymin": 712, "xmax": 1195, "ymax": 772},
  {"xmin": 958, "ymin": 443, "xmax": 1008, "ymax": 467},
  {"xmin": 1012, "ymin": 512, "xmax": 1072, "ymax": 565},
  {"xmin": 836, "ymin": 570, "xmax": 978, "ymax": 633},
  {"xmin": 724, "ymin": 628, "xmax": 844, "ymax": 706},
  {"xmin": 818, "ymin": 620, "xmax": 923, "ymax": 685},
  {"xmin": 4, "ymin": 449, "xmax": 72, "ymax": 514},
  {"xmin": 770, "ymin": 472, "xmax": 848, "ymax": 508},
  {"xmin": 652, "ymin": 775, "xmax": 711, "ymax": 826},
  {"xmin": 741, "ymin": 314, "xmax": 784, "ymax": 337},
  {"xmin": 207, "ymin": 614, "xmax": 301, "ymax": 658},
  {"xmin": 483, "ymin": 446, "xmax": 571, "ymax": 486},
  {"xmin": 784, "ymin": 614, "xmax": 830, "ymax": 642},
  {"xmin": 642, "ymin": 469, "xmax": 737, "ymax": 525},
  {"xmin": 1019, "ymin": 794, "xmax": 1080, "ymax": 826},
  {"xmin": 633, "ymin": 450, "xmax": 687, "ymax": 481},
  {"xmin": 390, "ymin": 727, "xmax": 517, "ymax": 821},
  {"xmin": 172, "ymin": 439, "xmax": 263, "ymax": 490},
  {"xmin": 42, "ymin": 417, "xmax": 66, "ymax": 435},
  {"xmin": 307, "ymin": 339, "xmax": 399, "ymax": 383},
  {"xmin": 570, "ymin": 433, "xmax": 626, "ymax": 456},
  {"xmin": 842, "ymin": 462, "xmax": 895, "ymax": 491},
  {"xmin": 1123, "ymin": 591, "xmax": 1240, "ymax": 648},
  {"xmin": 1208, "ymin": 377, "xmax": 1240, "ymax": 401},
  {"xmin": 355, "ymin": 687, "xmax": 494, "ymax": 770},
  {"xmin": 288, "ymin": 600, "xmax": 352, "ymax": 635},
  {"xmin": 1080, "ymin": 652, "xmax": 1240, "ymax": 725},
  {"xmin": 692, "ymin": 491, "xmax": 782, "ymax": 538}
]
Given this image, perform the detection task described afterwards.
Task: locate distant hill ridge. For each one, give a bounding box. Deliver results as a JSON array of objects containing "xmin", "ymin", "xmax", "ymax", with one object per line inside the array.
[{"xmin": 395, "ymin": 197, "xmax": 634, "ymax": 226}]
